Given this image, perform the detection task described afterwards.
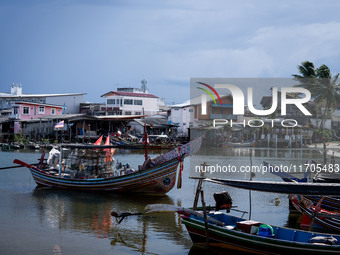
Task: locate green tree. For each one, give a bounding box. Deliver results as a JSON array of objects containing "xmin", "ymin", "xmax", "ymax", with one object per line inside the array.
[
  {"xmin": 314, "ymin": 65, "xmax": 340, "ymax": 130},
  {"xmin": 293, "ymin": 61, "xmax": 340, "ymax": 130}
]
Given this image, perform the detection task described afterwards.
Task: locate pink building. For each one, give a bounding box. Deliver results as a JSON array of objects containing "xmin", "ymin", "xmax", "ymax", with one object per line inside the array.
[{"xmin": 12, "ymin": 102, "xmax": 63, "ymax": 120}]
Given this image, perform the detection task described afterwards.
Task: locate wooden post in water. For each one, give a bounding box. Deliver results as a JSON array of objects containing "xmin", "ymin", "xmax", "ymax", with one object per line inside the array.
[
  {"xmin": 249, "ymin": 152, "xmax": 254, "ymax": 221},
  {"xmin": 193, "ymin": 162, "xmax": 207, "ymax": 210},
  {"xmin": 323, "ymin": 138, "xmax": 327, "ymax": 164},
  {"xmin": 144, "ymin": 124, "xmax": 148, "ymax": 161},
  {"xmin": 200, "ymin": 190, "xmax": 209, "ymax": 247}
]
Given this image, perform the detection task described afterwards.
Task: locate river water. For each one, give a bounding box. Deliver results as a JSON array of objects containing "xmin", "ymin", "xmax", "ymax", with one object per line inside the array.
[{"xmin": 0, "ymin": 147, "xmax": 332, "ymax": 255}]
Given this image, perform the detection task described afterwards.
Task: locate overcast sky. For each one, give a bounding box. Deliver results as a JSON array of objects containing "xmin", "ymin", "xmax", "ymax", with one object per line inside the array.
[{"xmin": 1, "ymin": 0, "xmax": 340, "ymax": 104}]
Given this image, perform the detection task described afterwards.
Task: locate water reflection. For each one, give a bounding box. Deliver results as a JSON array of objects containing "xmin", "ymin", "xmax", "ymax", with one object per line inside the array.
[
  {"xmin": 198, "ymin": 146, "xmax": 322, "ymax": 159},
  {"xmin": 31, "ymin": 189, "xmax": 191, "ymax": 254}
]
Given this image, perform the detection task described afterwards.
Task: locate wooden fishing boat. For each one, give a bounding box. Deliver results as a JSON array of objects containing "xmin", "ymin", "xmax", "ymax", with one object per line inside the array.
[
  {"xmin": 302, "ymin": 195, "xmax": 340, "ymax": 211},
  {"xmin": 182, "ymin": 176, "xmax": 340, "ymax": 254},
  {"xmin": 181, "ymin": 211, "xmax": 340, "ymax": 254},
  {"xmin": 222, "ymin": 139, "xmax": 256, "ymax": 148},
  {"xmin": 265, "ymin": 161, "xmax": 340, "ymax": 232},
  {"xmin": 195, "ymin": 177, "xmax": 340, "ymax": 195},
  {"xmin": 199, "ymin": 160, "xmax": 340, "ymax": 195},
  {"xmin": 289, "ymin": 194, "xmax": 340, "ymax": 232},
  {"xmin": 13, "ymin": 137, "xmax": 202, "ymax": 194},
  {"xmin": 266, "ymin": 161, "xmax": 340, "ymax": 211}
]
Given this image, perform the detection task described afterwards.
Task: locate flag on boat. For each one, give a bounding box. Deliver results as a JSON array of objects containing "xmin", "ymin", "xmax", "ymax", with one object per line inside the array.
[
  {"xmin": 104, "ymin": 135, "xmax": 115, "ymax": 163},
  {"xmin": 94, "ymin": 135, "xmax": 103, "ymax": 145},
  {"xmin": 54, "ymin": 120, "xmax": 64, "ymax": 130}
]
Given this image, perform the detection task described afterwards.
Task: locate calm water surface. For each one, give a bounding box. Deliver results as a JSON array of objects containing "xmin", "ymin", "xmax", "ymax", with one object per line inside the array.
[{"xmin": 0, "ymin": 147, "xmax": 331, "ymax": 254}]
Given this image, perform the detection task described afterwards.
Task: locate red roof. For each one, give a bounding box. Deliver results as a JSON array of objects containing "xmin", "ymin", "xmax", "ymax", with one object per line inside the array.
[
  {"xmin": 101, "ymin": 91, "xmax": 159, "ymax": 98},
  {"xmin": 14, "ymin": 101, "xmax": 63, "ymax": 108}
]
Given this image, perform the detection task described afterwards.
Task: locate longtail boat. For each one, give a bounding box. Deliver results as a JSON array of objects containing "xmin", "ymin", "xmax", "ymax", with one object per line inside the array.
[
  {"xmin": 194, "ymin": 177, "xmax": 340, "ymax": 195},
  {"xmin": 13, "ymin": 136, "xmax": 202, "ymax": 194},
  {"xmin": 289, "ymin": 194, "xmax": 340, "ymax": 232},
  {"xmin": 180, "ymin": 177, "xmax": 340, "ymax": 254},
  {"xmin": 181, "ymin": 211, "xmax": 340, "ymax": 254},
  {"xmin": 266, "ymin": 160, "xmax": 340, "ymax": 211},
  {"xmin": 266, "ymin": 160, "xmax": 340, "ymax": 232},
  {"xmin": 139, "ymin": 195, "xmax": 340, "ymax": 254},
  {"xmin": 222, "ymin": 139, "xmax": 256, "ymax": 148}
]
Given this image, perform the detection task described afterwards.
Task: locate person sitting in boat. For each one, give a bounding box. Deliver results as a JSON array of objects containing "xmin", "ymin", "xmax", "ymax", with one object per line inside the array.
[
  {"xmin": 75, "ymin": 164, "xmax": 86, "ymax": 179},
  {"xmin": 61, "ymin": 160, "xmax": 66, "ymax": 172}
]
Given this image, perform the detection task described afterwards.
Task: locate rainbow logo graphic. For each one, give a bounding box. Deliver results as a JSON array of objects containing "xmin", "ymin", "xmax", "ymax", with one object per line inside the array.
[{"xmin": 196, "ymin": 82, "xmax": 222, "ymax": 106}]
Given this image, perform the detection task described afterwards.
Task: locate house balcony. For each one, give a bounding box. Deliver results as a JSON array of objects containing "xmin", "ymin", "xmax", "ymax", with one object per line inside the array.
[{"xmin": 9, "ymin": 114, "xmax": 20, "ymax": 119}]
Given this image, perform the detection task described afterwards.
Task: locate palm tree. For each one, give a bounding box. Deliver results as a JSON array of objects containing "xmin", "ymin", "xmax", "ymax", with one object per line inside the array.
[
  {"xmin": 293, "ymin": 61, "xmax": 340, "ymax": 130},
  {"xmin": 293, "ymin": 61, "xmax": 319, "ymax": 126},
  {"xmin": 293, "ymin": 61, "xmax": 317, "ymax": 80},
  {"xmin": 313, "ymin": 65, "xmax": 340, "ymax": 130}
]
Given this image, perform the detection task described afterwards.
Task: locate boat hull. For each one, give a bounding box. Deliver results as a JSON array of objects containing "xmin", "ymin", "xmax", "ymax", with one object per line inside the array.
[
  {"xmin": 290, "ymin": 195, "xmax": 340, "ymax": 232},
  {"xmin": 28, "ymin": 158, "xmax": 179, "ymax": 194},
  {"xmin": 203, "ymin": 178, "xmax": 340, "ymax": 195},
  {"xmin": 182, "ymin": 215, "xmax": 340, "ymax": 254},
  {"xmin": 223, "ymin": 140, "xmax": 256, "ymax": 148}
]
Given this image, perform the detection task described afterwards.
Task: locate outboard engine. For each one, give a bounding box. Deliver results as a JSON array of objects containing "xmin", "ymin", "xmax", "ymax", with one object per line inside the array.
[{"xmin": 213, "ymin": 191, "xmax": 232, "ymax": 212}]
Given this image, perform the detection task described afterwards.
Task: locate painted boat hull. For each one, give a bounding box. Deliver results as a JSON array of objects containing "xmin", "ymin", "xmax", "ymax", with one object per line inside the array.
[
  {"xmin": 15, "ymin": 136, "xmax": 202, "ymax": 194},
  {"xmin": 290, "ymin": 195, "xmax": 340, "ymax": 232},
  {"xmin": 182, "ymin": 213, "xmax": 340, "ymax": 254},
  {"xmin": 223, "ymin": 140, "xmax": 256, "ymax": 148},
  {"xmin": 201, "ymin": 178, "xmax": 340, "ymax": 195},
  {"xmin": 27, "ymin": 158, "xmax": 179, "ymax": 193}
]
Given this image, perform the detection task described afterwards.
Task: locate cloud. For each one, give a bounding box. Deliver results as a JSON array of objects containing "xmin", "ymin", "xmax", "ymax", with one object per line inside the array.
[
  {"xmin": 1, "ymin": 0, "xmax": 340, "ymax": 104},
  {"xmin": 249, "ymin": 22, "xmax": 340, "ymax": 74}
]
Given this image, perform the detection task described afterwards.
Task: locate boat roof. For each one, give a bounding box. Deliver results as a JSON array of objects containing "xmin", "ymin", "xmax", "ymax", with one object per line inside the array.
[{"xmin": 59, "ymin": 144, "xmax": 118, "ymax": 149}]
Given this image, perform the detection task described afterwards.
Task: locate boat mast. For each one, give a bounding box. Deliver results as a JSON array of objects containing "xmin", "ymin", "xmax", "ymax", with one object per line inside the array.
[
  {"xmin": 144, "ymin": 124, "xmax": 148, "ymax": 160},
  {"xmin": 58, "ymin": 144, "xmax": 62, "ymax": 177}
]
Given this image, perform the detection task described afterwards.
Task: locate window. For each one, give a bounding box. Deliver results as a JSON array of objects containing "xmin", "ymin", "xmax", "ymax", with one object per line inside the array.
[
  {"xmin": 51, "ymin": 108, "xmax": 56, "ymax": 115},
  {"xmin": 107, "ymin": 99, "xmax": 115, "ymax": 105},
  {"xmin": 23, "ymin": 107, "xmax": 30, "ymax": 115},
  {"xmin": 189, "ymin": 109, "xmax": 193, "ymax": 112},
  {"xmin": 135, "ymin": 112, "xmax": 141, "ymax": 115},
  {"xmin": 39, "ymin": 106, "xmax": 45, "ymax": 114},
  {"xmin": 124, "ymin": 99, "xmax": 133, "ymax": 105},
  {"xmin": 13, "ymin": 107, "xmax": 18, "ymax": 114},
  {"xmin": 125, "ymin": 111, "xmax": 131, "ymax": 115},
  {"xmin": 134, "ymin": 100, "xmax": 142, "ymax": 105}
]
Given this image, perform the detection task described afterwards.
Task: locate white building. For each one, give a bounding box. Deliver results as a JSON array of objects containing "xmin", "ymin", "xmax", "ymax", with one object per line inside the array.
[
  {"xmin": 169, "ymin": 100, "xmax": 193, "ymax": 138},
  {"xmin": 100, "ymin": 80, "xmax": 161, "ymax": 116},
  {"xmin": 0, "ymin": 83, "xmax": 86, "ymax": 114},
  {"xmin": 101, "ymin": 91, "xmax": 159, "ymax": 116}
]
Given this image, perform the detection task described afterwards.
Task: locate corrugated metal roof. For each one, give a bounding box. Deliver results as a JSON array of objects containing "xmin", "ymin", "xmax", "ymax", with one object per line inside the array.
[
  {"xmin": 0, "ymin": 92, "xmax": 86, "ymax": 98},
  {"xmin": 101, "ymin": 91, "xmax": 159, "ymax": 98}
]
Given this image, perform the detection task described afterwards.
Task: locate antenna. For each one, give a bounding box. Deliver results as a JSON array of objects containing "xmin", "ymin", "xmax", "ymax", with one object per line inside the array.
[{"xmin": 141, "ymin": 79, "xmax": 147, "ymax": 93}]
